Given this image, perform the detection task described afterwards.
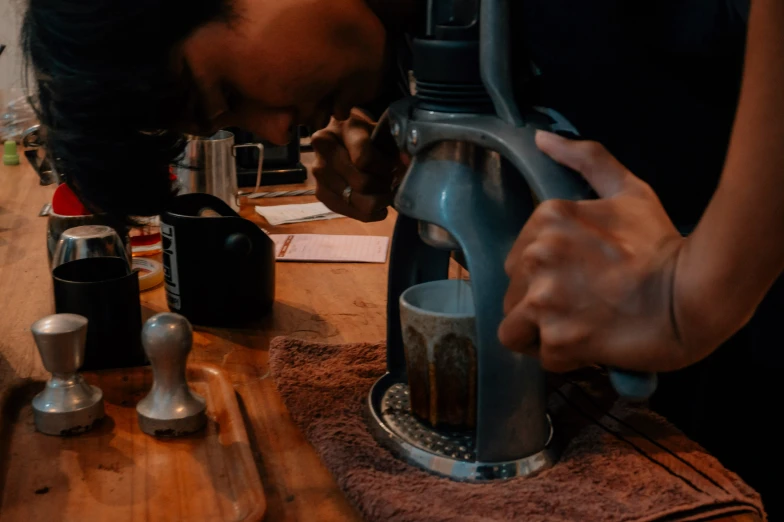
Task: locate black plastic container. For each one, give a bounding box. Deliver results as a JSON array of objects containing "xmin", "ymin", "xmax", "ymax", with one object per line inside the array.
[
  {"xmin": 52, "ymin": 257, "xmax": 146, "ymax": 371},
  {"xmin": 161, "ymin": 193, "xmax": 275, "ymax": 326}
]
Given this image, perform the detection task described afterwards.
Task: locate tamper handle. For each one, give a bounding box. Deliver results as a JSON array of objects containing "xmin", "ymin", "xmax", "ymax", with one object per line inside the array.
[
  {"xmin": 137, "ymin": 312, "xmax": 206, "ymax": 436},
  {"xmin": 608, "ymin": 369, "xmax": 658, "ymax": 401},
  {"xmin": 142, "ymin": 312, "xmax": 192, "ymax": 392},
  {"xmin": 31, "ymin": 314, "xmax": 89, "ymax": 374}
]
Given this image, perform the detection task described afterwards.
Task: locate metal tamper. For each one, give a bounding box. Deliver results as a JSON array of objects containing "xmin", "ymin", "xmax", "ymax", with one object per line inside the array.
[
  {"xmin": 136, "ymin": 313, "xmax": 207, "ymax": 437},
  {"xmin": 31, "ymin": 314, "xmax": 105, "ymax": 436}
]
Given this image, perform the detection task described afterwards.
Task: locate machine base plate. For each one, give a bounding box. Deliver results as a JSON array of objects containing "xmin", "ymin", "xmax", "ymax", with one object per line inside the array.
[{"xmin": 366, "ymin": 373, "xmax": 558, "ymax": 481}]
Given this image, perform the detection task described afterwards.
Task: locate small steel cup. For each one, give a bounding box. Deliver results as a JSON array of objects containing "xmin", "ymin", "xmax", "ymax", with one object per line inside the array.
[
  {"xmin": 52, "ymin": 225, "xmax": 131, "ymax": 272},
  {"xmin": 46, "ymin": 212, "xmax": 131, "ymax": 267}
]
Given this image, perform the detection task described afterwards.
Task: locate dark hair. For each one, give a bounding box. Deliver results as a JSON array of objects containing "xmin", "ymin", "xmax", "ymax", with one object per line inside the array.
[{"xmin": 22, "ymin": 0, "xmax": 234, "ymax": 219}]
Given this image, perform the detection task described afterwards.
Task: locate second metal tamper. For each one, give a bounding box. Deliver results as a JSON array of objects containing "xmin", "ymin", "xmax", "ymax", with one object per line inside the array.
[
  {"xmin": 136, "ymin": 313, "xmax": 207, "ymax": 437},
  {"xmin": 31, "ymin": 314, "xmax": 105, "ymax": 436}
]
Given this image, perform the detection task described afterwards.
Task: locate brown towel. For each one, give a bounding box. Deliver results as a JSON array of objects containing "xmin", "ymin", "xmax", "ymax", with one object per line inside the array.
[{"xmin": 269, "ymin": 338, "xmax": 766, "ymax": 522}]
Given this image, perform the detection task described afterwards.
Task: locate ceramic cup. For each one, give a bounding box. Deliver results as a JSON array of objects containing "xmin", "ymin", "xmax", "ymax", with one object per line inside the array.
[{"xmin": 400, "ymin": 279, "xmax": 477, "ymax": 430}]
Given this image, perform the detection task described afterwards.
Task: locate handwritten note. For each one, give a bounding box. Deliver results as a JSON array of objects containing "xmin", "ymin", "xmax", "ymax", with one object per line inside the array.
[
  {"xmin": 268, "ymin": 234, "xmax": 390, "ymax": 263},
  {"xmin": 255, "ymin": 202, "xmax": 344, "ymax": 226}
]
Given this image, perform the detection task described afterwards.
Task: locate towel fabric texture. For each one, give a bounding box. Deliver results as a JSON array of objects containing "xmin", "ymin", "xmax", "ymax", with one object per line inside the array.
[{"xmin": 269, "ymin": 338, "xmax": 766, "ymax": 522}]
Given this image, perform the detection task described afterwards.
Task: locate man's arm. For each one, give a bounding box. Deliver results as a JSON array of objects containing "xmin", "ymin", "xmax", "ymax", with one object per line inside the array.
[
  {"xmin": 498, "ymin": 0, "xmax": 784, "ymax": 372},
  {"xmin": 675, "ymin": 0, "xmax": 784, "ymax": 351}
]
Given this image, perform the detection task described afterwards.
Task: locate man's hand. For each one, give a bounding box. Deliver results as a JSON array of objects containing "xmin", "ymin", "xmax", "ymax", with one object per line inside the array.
[
  {"xmin": 498, "ymin": 131, "xmax": 696, "ymax": 374},
  {"xmin": 311, "ymin": 108, "xmax": 406, "ymax": 222}
]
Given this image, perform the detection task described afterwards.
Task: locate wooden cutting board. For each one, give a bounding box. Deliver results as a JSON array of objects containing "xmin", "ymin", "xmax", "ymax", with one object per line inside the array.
[{"xmin": 0, "ymin": 363, "xmax": 266, "ymax": 522}]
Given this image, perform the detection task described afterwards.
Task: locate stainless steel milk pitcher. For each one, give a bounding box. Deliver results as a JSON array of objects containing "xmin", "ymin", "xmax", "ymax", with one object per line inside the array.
[{"xmin": 172, "ymin": 130, "xmax": 264, "ymax": 211}]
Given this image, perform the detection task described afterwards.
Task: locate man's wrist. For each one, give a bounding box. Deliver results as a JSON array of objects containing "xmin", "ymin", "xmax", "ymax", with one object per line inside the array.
[{"xmin": 670, "ymin": 237, "xmax": 749, "ymax": 367}]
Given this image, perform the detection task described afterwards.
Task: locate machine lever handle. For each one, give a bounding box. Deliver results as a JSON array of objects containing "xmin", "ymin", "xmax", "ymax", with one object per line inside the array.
[{"xmin": 608, "ymin": 369, "xmax": 658, "ymax": 401}]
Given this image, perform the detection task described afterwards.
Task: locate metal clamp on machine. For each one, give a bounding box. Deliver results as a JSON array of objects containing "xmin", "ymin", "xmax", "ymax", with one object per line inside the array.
[{"xmin": 366, "ymin": 0, "xmax": 658, "ymax": 482}]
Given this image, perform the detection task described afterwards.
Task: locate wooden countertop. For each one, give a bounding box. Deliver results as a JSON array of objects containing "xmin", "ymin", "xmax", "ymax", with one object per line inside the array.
[{"xmin": 0, "ymin": 157, "xmax": 757, "ymax": 522}]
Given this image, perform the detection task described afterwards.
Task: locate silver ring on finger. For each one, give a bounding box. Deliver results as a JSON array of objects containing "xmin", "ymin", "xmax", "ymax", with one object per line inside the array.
[{"xmin": 342, "ymin": 185, "xmax": 353, "ymax": 205}]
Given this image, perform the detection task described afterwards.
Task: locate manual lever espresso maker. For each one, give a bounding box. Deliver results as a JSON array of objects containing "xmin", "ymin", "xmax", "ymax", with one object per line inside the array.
[{"xmin": 366, "ymin": 0, "xmax": 659, "ymax": 481}]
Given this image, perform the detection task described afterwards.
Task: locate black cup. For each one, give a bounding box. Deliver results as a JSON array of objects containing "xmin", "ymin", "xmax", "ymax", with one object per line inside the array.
[{"xmin": 52, "ymin": 257, "xmax": 146, "ymax": 371}]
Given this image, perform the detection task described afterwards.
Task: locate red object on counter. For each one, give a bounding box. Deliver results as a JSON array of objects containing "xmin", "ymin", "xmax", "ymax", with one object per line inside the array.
[
  {"xmin": 129, "ymin": 216, "xmax": 163, "ymax": 257},
  {"xmin": 51, "ymin": 183, "xmax": 89, "ymax": 216}
]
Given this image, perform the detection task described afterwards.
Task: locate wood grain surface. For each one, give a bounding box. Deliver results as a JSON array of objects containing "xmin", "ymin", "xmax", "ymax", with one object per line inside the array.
[
  {"xmin": 0, "ymin": 363, "xmax": 266, "ymax": 522},
  {"xmin": 0, "ymin": 156, "xmax": 759, "ymax": 521}
]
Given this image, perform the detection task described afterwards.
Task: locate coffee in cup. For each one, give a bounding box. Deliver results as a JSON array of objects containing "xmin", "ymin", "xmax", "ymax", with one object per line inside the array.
[{"xmin": 399, "ymin": 279, "xmax": 477, "ymax": 430}]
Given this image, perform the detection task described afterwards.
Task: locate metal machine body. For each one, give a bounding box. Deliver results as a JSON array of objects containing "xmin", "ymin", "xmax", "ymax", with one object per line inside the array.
[{"xmin": 367, "ymin": 0, "xmax": 657, "ymax": 481}]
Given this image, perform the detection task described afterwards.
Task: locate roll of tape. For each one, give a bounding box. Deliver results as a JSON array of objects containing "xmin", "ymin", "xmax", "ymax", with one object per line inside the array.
[{"xmin": 133, "ymin": 258, "xmax": 164, "ymax": 292}]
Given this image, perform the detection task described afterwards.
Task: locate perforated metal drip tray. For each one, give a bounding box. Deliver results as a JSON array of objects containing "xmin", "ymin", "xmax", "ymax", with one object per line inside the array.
[
  {"xmin": 366, "ymin": 373, "xmax": 558, "ymax": 482},
  {"xmin": 382, "ymin": 382, "xmax": 477, "ymax": 461}
]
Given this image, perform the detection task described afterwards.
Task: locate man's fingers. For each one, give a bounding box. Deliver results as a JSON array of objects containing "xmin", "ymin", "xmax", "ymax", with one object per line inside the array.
[
  {"xmin": 312, "ymin": 131, "xmax": 381, "ymax": 194},
  {"xmin": 314, "ymin": 182, "xmax": 389, "ymax": 222},
  {"xmin": 498, "ymin": 300, "xmax": 540, "ymax": 356},
  {"xmin": 312, "ymin": 124, "xmax": 397, "ymax": 195},
  {"xmin": 311, "ymin": 128, "xmax": 343, "ymax": 163},
  {"xmin": 535, "ymin": 130, "xmax": 639, "ymax": 199},
  {"xmin": 369, "ymin": 110, "xmax": 405, "ymax": 160},
  {"xmin": 537, "ymin": 319, "xmax": 592, "ymax": 373},
  {"xmin": 312, "ymin": 161, "xmax": 392, "ymax": 219},
  {"xmin": 342, "ymin": 128, "xmax": 399, "ymax": 191},
  {"xmin": 347, "ymin": 107, "xmax": 376, "ymax": 125},
  {"xmin": 506, "ymin": 204, "xmax": 580, "ymax": 277},
  {"xmin": 539, "ymin": 346, "xmax": 582, "ymax": 373},
  {"xmin": 311, "ymin": 122, "xmax": 393, "ymax": 221},
  {"xmin": 503, "ymin": 275, "xmax": 528, "ymax": 316},
  {"xmin": 505, "ymin": 213, "xmax": 556, "ymax": 276}
]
